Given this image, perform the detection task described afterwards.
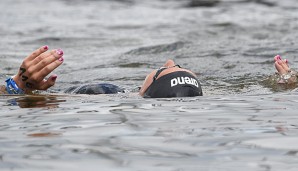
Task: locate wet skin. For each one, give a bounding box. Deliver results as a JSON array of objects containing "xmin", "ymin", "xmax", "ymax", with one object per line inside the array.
[
  {"xmin": 274, "ymin": 55, "xmax": 297, "ymax": 84},
  {"xmin": 274, "ymin": 55, "xmax": 289, "ymax": 75},
  {"xmin": 12, "ymin": 46, "xmax": 64, "ymax": 93}
]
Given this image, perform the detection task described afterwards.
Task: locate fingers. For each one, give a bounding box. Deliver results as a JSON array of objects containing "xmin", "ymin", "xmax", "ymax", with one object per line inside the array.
[
  {"xmin": 28, "ymin": 50, "xmax": 64, "ymax": 83},
  {"xmin": 274, "ymin": 55, "xmax": 281, "ymax": 62},
  {"xmin": 274, "ymin": 55, "xmax": 290, "ymax": 75},
  {"xmin": 37, "ymin": 56, "xmax": 64, "ymax": 80},
  {"xmin": 38, "ymin": 75, "xmax": 58, "ymax": 90},
  {"xmin": 275, "ymin": 61, "xmax": 287, "ymax": 75},
  {"xmin": 30, "ymin": 49, "xmax": 64, "ymax": 75},
  {"xmin": 17, "ymin": 46, "xmax": 50, "ymax": 77},
  {"xmin": 25, "ymin": 45, "xmax": 49, "ymax": 61},
  {"xmin": 279, "ymin": 59, "xmax": 290, "ymax": 71}
]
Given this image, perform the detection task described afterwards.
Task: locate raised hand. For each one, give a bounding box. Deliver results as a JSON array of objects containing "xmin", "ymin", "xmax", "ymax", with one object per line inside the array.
[
  {"xmin": 274, "ymin": 55, "xmax": 297, "ymax": 84},
  {"xmin": 12, "ymin": 45, "xmax": 64, "ymax": 93}
]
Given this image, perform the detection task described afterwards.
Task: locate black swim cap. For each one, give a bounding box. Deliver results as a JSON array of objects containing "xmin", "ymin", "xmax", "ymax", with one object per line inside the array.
[
  {"xmin": 65, "ymin": 83, "xmax": 124, "ymax": 94},
  {"xmin": 144, "ymin": 71, "xmax": 203, "ymax": 98}
]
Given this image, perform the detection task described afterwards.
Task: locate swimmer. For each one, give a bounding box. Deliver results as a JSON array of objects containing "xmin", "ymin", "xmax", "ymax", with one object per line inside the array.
[
  {"xmin": 139, "ymin": 59, "xmax": 203, "ymax": 98},
  {"xmin": 273, "ymin": 55, "xmax": 297, "ymax": 84},
  {"xmin": 65, "ymin": 59, "xmax": 203, "ymax": 98},
  {"xmin": 1, "ymin": 46, "xmax": 64, "ymax": 94}
]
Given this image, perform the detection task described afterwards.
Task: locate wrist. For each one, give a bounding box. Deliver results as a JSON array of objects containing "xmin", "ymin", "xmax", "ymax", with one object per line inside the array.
[
  {"xmin": 5, "ymin": 77, "xmax": 25, "ymax": 94},
  {"xmin": 277, "ymin": 70, "xmax": 298, "ymax": 84},
  {"xmin": 11, "ymin": 76, "xmax": 33, "ymax": 94}
]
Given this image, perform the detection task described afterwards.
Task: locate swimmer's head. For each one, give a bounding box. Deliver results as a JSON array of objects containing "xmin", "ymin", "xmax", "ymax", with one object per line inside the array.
[
  {"xmin": 65, "ymin": 83, "xmax": 124, "ymax": 94},
  {"xmin": 140, "ymin": 60, "xmax": 203, "ymax": 98}
]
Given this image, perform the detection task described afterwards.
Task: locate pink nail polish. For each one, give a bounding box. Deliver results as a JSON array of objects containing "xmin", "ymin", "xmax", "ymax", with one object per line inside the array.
[
  {"xmin": 58, "ymin": 57, "xmax": 64, "ymax": 62},
  {"xmin": 43, "ymin": 45, "xmax": 49, "ymax": 50},
  {"xmin": 285, "ymin": 59, "xmax": 288, "ymax": 63},
  {"xmin": 56, "ymin": 49, "xmax": 64, "ymax": 55},
  {"xmin": 51, "ymin": 75, "xmax": 57, "ymax": 81},
  {"xmin": 276, "ymin": 55, "xmax": 281, "ymax": 60}
]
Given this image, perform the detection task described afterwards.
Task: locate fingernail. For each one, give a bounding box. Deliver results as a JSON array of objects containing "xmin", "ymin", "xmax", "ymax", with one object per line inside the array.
[
  {"xmin": 43, "ymin": 45, "xmax": 49, "ymax": 50},
  {"xmin": 56, "ymin": 49, "xmax": 64, "ymax": 55},
  {"xmin": 51, "ymin": 75, "xmax": 57, "ymax": 81},
  {"xmin": 58, "ymin": 57, "xmax": 64, "ymax": 62},
  {"xmin": 285, "ymin": 59, "xmax": 288, "ymax": 63},
  {"xmin": 276, "ymin": 55, "xmax": 281, "ymax": 60}
]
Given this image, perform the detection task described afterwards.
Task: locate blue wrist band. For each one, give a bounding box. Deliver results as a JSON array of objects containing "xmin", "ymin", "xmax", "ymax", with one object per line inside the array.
[{"xmin": 5, "ymin": 77, "xmax": 24, "ymax": 94}]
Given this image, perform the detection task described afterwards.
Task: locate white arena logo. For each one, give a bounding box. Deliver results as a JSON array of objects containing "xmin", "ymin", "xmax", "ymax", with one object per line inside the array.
[{"xmin": 171, "ymin": 77, "xmax": 199, "ymax": 87}]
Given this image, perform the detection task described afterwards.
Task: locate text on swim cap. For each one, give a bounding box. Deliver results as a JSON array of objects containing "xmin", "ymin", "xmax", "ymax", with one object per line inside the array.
[{"xmin": 171, "ymin": 77, "xmax": 199, "ymax": 87}]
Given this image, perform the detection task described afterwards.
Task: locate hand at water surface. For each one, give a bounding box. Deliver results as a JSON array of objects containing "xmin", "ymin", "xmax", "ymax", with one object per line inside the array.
[
  {"xmin": 12, "ymin": 46, "xmax": 64, "ymax": 93},
  {"xmin": 274, "ymin": 55, "xmax": 297, "ymax": 84}
]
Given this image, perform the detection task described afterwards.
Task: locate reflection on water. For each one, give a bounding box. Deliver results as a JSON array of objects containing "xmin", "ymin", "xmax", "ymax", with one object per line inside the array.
[{"xmin": 5, "ymin": 95, "xmax": 66, "ymax": 108}]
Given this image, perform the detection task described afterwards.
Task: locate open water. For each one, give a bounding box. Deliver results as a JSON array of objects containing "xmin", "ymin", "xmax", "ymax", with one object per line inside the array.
[{"xmin": 1, "ymin": 0, "xmax": 298, "ymax": 170}]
